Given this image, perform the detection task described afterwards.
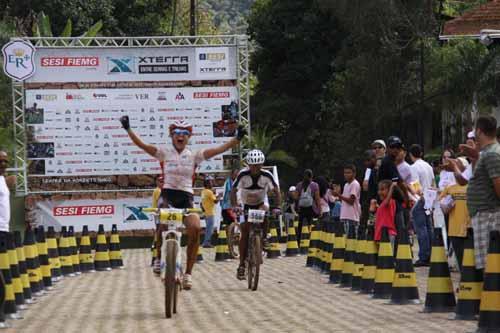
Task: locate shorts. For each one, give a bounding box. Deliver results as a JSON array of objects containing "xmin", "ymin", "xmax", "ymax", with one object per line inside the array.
[
  {"xmin": 472, "ymin": 209, "xmax": 500, "ymax": 269},
  {"xmin": 160, "ymin": 189, "xmax": 193, "ymax": 209}
]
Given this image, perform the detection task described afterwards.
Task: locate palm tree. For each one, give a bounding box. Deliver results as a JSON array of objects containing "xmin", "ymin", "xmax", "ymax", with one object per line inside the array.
[{"xmin": 243, "ymin": 125, "xmax": 297, "ymax": 167}]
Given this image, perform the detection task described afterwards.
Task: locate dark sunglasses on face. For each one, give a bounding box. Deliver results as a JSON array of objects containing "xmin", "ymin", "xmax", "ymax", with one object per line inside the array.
[
  {"xmin": 373, "ymin": 146, "xmax": 384, "ymax": 150},
  {"xmin": 172, "ymin": 129, "xmax": 191, "ymax": 136}
]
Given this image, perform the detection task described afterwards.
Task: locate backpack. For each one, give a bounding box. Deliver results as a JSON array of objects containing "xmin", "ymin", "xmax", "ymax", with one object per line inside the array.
[{"xmin": 298, "ymin": 184, "xmax": 314, "ymax": 208}]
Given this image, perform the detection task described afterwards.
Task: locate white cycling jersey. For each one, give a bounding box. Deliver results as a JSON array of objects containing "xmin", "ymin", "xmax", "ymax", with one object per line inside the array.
[
  {"xmin": 233, "ymin": 168, "xmax": 277, "ymax": 206},
  {"xmin": 155, "ymin": 146, "xmax": 205, "ymax": 194}
]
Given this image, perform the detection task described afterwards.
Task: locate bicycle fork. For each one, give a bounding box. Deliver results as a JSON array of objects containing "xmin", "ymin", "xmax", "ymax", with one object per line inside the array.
[{"xmin": 160, "ymin": 230, "xmax": 183, "ymax": 281}]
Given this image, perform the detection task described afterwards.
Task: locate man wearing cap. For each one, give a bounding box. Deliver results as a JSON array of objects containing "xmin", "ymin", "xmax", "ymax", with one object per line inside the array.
[{"xmin": 284, "ymin": 186, "xmax": 298, "ymax": 230}]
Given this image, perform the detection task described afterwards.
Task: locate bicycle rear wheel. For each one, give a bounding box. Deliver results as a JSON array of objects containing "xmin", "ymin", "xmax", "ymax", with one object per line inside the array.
[
  {"xmin": 165, "ymin": 240, "xmax": 177, "ymax": 318},
  {"xmin": 251, "ymin": 234, "xmax": 261, "ymax": 291},
  {"xmin": 247, "ymin": 234, "xmax": 254, "ymax": 290}
]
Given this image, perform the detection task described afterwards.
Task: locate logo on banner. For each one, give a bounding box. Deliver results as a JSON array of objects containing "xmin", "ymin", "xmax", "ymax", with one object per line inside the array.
[
  {"xmin": 41, "ymin": 57, "xmax": 99, "ymax": 67},
  {"xmin": 107, "ymin": 57, "xmax": 134, "ymax": 73},
  {"xmin": 137, "ymin": 55, "xmax": 189, "ymax": 74},
  {"xmin": 175, "ymin": 92, "xmax": 185, "ymax": 101},
  {"xmin": 123, "ymin": 205, "xmax": 149, "ymax": 221},
  {"xmin": 36, "ymin": 94, "xmax": 57, "ymax": 101},
  {"xmin": 2, "ymin": 40, "xmax": 36, "ymax": 81}
]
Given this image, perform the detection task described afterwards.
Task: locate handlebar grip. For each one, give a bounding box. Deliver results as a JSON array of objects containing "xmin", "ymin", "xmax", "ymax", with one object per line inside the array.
[{"xmin": 186, "ymin": 208, "xmax": 203, "ymax": 214}]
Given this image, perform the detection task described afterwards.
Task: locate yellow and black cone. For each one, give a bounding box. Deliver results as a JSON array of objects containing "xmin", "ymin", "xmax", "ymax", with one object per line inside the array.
[
  {"xmin": 35, "ymin": 226, "xmax": 53, "ymax": 289},
  {"xmin": 455, "ymin": 228, "xmax": 482, "ymax": 320},
  {"xmin": 6, "ymin": 233, "xmax": 26, "ymax": 311},
  {"xmin": 293, "ymin": 220, "xmax": 299, "ymax": 234},
  {"xmin": 109, "ymin": 224, "xmax": 123, "ymax": 269},
  {"xmin": 59, "ymin": 227, "xmax": 74, "ymax": 276},
  {"xmin": 351, "ymin": 226, "xmax": 366, "ymax": 291},
  {"xmin": 341, "ymin": 225, "xmax": 357, "ymax": 287},
  {"xmin": 68, "ymin": 226, "xmax": 81, "ymax": 274},
  {"xmin": 215, "ymin": 228, "xmax": 230, "ymax": 261},
  {"xmin": 79, "ymin": 226, "xmax": 95, "ymax": 273},
  {"xmin": 329, "ymin": 221, "xmax": 346, "ymax": 284},
  {"xmin": 424, "ymin": 227, "xmax": 456, "ymax": 312},
  {"xmin": 94, "ymin": 224, "xmax": 112, "ymax": 271},
  {"xmin": 285, "ymin": 224, "xmax": 300, "ymax": 257},
  {"xmin": 316, "ymin": 220, "xmax": 326, "ymax": 270},
  {"xmin": 306, "ymin": 220, "xmax": 320, "ymax": 268},
  {"xmin": 321, "ymin": 221, "xmax": 335, "ymax": 273},
  {"xmin": 390, "ymin": 230, "xmax": 420, "ymax": 304},
  {"xmin": 24, "ymin": 228, "xmax": 45, "ymax": 295},
  {"xmin": 46, "ymin": 227, "xmax": 62, "ymax": 281},
  {"xmin": 14, "ymin": 231, "xmax": 33, "ymax": 304},
  {"xmin": 477, "ymin": 230, "xmax": 500, "ymax": 332},
  {"xmin": 299, "ymin": 224, "xmax": 310, "ymax": 255},
  {"xmin": 373, "ymin": 227, "xmax": 395, "ymax": 299},
  {"xmin": 0, "ymin": 234, "xmax": 19, "ymax": 319},
  {"xmin": 267, "ymin": 218, "xmax": 281, "ymax": 259},
  {"xmin": 360, "ymin": 225, "xmax": 377, "ymax": 294}
]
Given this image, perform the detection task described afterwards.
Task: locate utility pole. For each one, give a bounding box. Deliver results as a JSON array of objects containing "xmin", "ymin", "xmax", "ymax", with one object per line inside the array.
[{"xmin": 190, "ymin": 0, "xmax": 196, "ymax": 36}]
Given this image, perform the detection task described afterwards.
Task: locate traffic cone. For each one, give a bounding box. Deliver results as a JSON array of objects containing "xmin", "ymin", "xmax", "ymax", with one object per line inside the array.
[
  {"xmin": 317, "ymin": 220, "xmax": 326, "ymax": 269},
  {"xmin": 267, "ymin": 218, "xmax": 281, "ymax": 259},
  {"xmin": 6, "ymin": 233, "xmax": 26, "ymax": 311},
  {"xmin": 424, "ymin": 228, "xmax": 456, "ymax": 312},
  {"xmin": 94, "ymin": 224, "xmax": 112, "ymax": 271},
  {"xmin": 321, "ymin": 221, "xmax": 335, "ymax": 273},
  {"xmin": 24, "ymin": 228, "xmax": 44, "ymax": 295},
  {"xmin": 285, "ymin": 224, "xmax": 299, "ymax": 257},
  {"xmin": 46, "ymin": 227, "xmax": 62, "ymax": 281},
  {"xmin": 373, "ymin": 228, "xmax": 394, "ymax": 299},
  {"xmin": 477, "ymin": 230, "xmax": 500, "ymax": 332},
  {"xmin": 341, "ymin": 225, "xmax": 357, "ymax": 287},
  {"xmin": 14, "ymin": 231, "xmax": 33, "ymax": 304},
  {"xmin": 78, "ymin": 226, "xmax": 95, "ymax": 273},
  {"xmin": 109, "ymin": 224, "xmax": 123, "ymax": 269},
  {"xmin": 455, "ymin": 228, "xmax": 482, "ymax": 320},
  {"xmin": 214, "ymin": 228, "xmax": 230, "ymax": 261},
  {"xmin": 35, "ymin": 226, "xmax": 53, "ymax": 289},
  {"xmin": 360, "ymin": 225, "xmax": 377, "ymax": 294},
  {"xmin": 329, "ymin": 221, "xmax": 346, "ymax": 284},
  {"xmin": 299, "ymin": 224, "xmax": 310, "ymax": 255},
  {"xmin": 390, "ymin": 230, "xmax": 420, "ymax": 304},
  {"xmin": 68, "ymin": 226, "xmax": 81, "ymax": 275},
  {"xmin": 306, "ymin": 220, "xmax": 320, "ymax": 267},
  {"xmin": 59, "ymin": 227, "xmax": 74, "ymax": 276},
  {"xmin": 293, "ymin": 220, "xmax": 299, "ymax": 233},
  {"xmin": 351, "ymin": 226, "xmax": 366, "ymax": 291},
  {"xmin": 0, "ymin": 234, "xmax": 20, "ymax": 319}
]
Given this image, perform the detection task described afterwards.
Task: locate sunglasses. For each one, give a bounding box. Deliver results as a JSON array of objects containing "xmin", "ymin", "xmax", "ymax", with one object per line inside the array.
[
  {"xmin": 373, "ymin": 146, "xmax": 384, "ymax": 150},
  {"xmin": 172, "ymin": 129, "xmax": 191, "ymax": 136}
]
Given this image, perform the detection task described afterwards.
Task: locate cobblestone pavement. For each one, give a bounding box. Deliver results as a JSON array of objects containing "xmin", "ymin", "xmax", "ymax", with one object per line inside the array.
[{"xmin": 7, "ymin": 248, "xmax": 477, "ymax": 333}]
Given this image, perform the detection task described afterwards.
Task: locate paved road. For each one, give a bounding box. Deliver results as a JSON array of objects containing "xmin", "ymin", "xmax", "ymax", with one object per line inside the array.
[{"xmin": 7, "ymin": 248, "xmax": 477, "ymax": 333}]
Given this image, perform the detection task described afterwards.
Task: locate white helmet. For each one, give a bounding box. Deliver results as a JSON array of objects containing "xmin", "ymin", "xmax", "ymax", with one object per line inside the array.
[
  {"xmin": 245, "ymin": 149, "xmax": 265, "ymax": 165},
  {"xmin": 169, "ymin": 120, "xmax": 193, "ymax": 134}
]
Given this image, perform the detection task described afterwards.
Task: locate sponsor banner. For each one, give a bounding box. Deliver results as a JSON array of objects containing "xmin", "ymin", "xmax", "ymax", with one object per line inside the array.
[
  {"xmin": 26, "ymin": 47, "xmax": 236, "ymax": 83},
  {"xmin": 33, "ymin": 196, "xmax": 218, "ymax": 231},
  {"xmin": 25, "ymin": 86, "xmax": 239, "ymax": 179},
  {"xmin": 2, "ymin": 40, "xmax": 36, "ymax": 81}
]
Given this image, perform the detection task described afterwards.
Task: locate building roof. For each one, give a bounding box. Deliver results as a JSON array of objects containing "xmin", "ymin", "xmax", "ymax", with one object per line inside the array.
[{"xmin": 441, "ymin": 0, "xmax": 500, "ymax": 38}]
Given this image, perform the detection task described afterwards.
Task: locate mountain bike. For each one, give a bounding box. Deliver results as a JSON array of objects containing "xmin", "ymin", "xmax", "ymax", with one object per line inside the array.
[
  {"xmin": 244, "ymin": 209, "xmax": 267, "ymax": 291},
  {"xmin": 142, "ymin": 207, "xmax": 202, "ymax": 318}
]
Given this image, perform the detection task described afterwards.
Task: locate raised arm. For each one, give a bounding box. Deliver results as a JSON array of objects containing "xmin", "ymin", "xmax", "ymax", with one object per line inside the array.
[
  {"xmin": 120, "ymin": 116, "xmax": 157, "ymax": 157},
  {"xmin": 203, "ymin": 125, "xmax": 247, "ymax": 160}
]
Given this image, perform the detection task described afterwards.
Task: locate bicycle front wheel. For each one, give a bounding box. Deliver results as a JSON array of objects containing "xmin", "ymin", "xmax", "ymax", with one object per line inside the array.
[
  {"xmin": 227, "ymin": 223, "xmax": 240, "ymax": 259},
  {"xmin": 248, "ymin": 233, "xmax": 261, "ymax": 291},
  {"xmin": 165, "ymin": 240, "xmax": 178, "ymax": 318}
]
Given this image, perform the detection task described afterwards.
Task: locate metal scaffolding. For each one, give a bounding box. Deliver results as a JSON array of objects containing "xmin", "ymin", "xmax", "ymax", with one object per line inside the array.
[{"xmin": 12, "ymin": 35, "xmax": 250, "ymax": 195}]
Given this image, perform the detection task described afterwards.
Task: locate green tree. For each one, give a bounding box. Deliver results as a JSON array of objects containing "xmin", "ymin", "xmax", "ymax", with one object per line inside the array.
[{"xmin": 244, "ymin": 125, "xmax": 297, "ymax": 168}]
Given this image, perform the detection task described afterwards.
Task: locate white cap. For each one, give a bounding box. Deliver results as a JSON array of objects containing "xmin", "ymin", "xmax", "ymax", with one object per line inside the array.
[
  {"xmin": 288, "ymin": 186, "xmax": 297, "ymax": 192},
  {"xmin": 372, "ymin": 139, "xmax": 386, "ymax": 149},
  {"xmin": 467, "ymin": 131, "xmax": 475, "ymax": 139}
]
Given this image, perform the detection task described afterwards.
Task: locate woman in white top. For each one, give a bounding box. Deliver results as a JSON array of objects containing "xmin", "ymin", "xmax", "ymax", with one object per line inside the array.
[{"xmin": 439, "ymin": 148, "xmax": 457, "ymax": 191}]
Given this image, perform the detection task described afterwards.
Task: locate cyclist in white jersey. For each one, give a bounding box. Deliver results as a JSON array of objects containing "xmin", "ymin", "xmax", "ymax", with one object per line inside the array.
[
  {"xmin": 120, "ymin": 116, "xmax": 246, "ymax": 289},
  {"xmin": 230, "ymin": 150, "xmax": 281, "ymax": 280}
]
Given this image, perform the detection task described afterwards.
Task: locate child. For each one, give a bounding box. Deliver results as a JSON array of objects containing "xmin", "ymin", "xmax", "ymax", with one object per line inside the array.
[
  {"xmin": 374, "ymin": 180, "xmax": 398, "ymax": 247},
  {"xmin": 333, "ymin": 164, "xmax": 361, "ymax": 235}
]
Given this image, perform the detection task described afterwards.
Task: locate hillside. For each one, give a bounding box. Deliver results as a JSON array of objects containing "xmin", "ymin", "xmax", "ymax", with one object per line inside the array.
[{"xmin": 202, "ymin": 0, "xmax": 255, "ymax": 34}]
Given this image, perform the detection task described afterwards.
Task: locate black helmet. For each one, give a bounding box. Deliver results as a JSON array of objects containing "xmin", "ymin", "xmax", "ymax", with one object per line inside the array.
[{"xmin": 387, "ymin": 136, "xmax": 403, "ymax": 148}]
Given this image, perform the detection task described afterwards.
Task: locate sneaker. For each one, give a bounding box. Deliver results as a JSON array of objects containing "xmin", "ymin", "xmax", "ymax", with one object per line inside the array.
[
  {"xmin": 153, "ymin": 258, "xmax": 161, "ymax": 275},
  {"xmin": 236, "ymin": 265, "xmax": 246, "ymax": 280},
  {"xmin": 182, "ymin": 274, "xmax": 193, "ymax": 290},
  {"xmin": 414, "ymin": 260, "xmax": 430, "ymax": 267}
]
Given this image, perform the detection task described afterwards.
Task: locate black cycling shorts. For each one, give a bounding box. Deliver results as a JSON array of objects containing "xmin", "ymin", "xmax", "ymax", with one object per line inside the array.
[{"xmin": 160, "ymin": 189, "xmax": 193, "ymax": 209}]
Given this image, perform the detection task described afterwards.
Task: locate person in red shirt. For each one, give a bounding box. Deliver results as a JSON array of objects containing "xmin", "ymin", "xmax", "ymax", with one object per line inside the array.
[{"xmin": 374, "ymin": 180, "xmax": 397, "ymax": 247}]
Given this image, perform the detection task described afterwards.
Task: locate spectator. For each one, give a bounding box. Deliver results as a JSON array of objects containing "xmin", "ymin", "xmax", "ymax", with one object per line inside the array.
[
  {"xmin": 221, "ymin": 169, "xmax": 239, "ymax": 226},
  {"xmin": 466, "ymin": 115, "xmax": 500, "ymax": 270},
  {"xmin": 372, "ymin": 139, "xmax": 387, "ymax": 167},
  {"xmin": 296, "ymin": 170, "xmax": 321, "ymax": 242},
  {"xmin": 201, "ymin": 177, "xmax": 221, "ymax": 248},
  {"xmin": 396, "ymin": 147, "xmax": 417, "ymax": 186},
  {"xmin": 316, "ymin": 176, "xmax": 331, "ymax": 219},
  {"xmin": 439, "ymin": 148, "xmax": 456, "ymax": 191},
  {"xmin": 444, "ymin": 132, "xmax": 477, "ymax": 186},
  {"xmin": 364, "ymin": 150, "xmax": 378, "ymax": 202},
  {"xmin": 409, "ymin": 144, "xmax": 436, "ymax": 267},
  {"xmin": 439, "ymin": 158, "xmax": 471, "ymax": 271},
  {"xmin": 374, "ymin": 180, "xmax": 398, "ymax": 247},
  {"xmin": 333, "ymin": 164, "xmax": 361, "ymax": 235},
  {"xmin": 329, "ymin": 182, "xmax": 342, "ymax": 222},
  {"xmin": 0, "ymin": 149, "xmax": 13, "ymax": 327},
  {"xmin": 378, "ymin": 136, "xmax": 402, "ymax": 183},
  {"xmin": 284, "ymin": 186, "xmax": 298, "ymax": 229}
]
